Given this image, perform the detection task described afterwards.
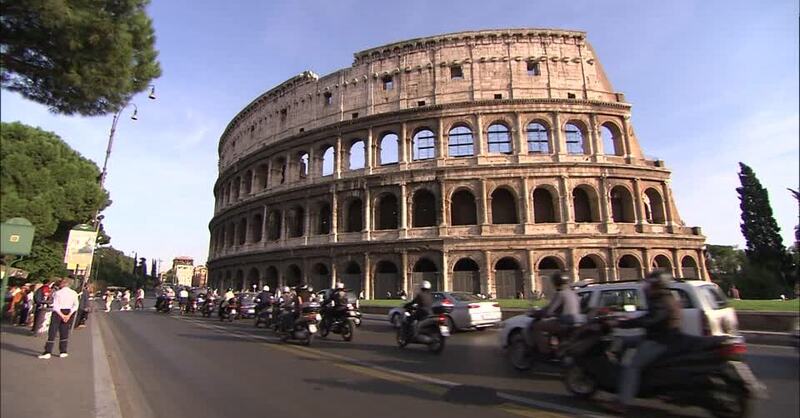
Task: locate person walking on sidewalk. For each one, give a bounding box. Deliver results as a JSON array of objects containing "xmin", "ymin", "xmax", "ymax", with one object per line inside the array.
[
  {"xmin": 134, "ymin": 287, "xmax": 145, "ymax": 310},
  {"xmin": 39, "ymin": 278, "xmax": 80, "ymax": 359},
  {"xmin": 121, "ymin": 289, "xmax": 132, "ymax": 311},
  {"xmin": 76, "ymin": 283, "xmax": 92, "ymax": 328},
  {"xmin": 104, "ymin": 289, "xmax": 114, "ymax": 312}
]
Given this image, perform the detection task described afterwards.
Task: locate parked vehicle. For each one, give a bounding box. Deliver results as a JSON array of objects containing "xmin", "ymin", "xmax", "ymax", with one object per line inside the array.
[
  {"xmin": 278, "ymin": 301, "xmax": 321, "ymax": 346},
  {"xmin": 317, "ymin": 289, "xmax": 362, "ymax": 327},
  {"xmin": 396, "ymin": 302, "xmax": 453, "ymax": 354},
  {"xmin": 388, "ymin": 292, "xmax": 501, "ymax": 333},
  {"xmin": 562, "ymin": 311, "xmax": 766, "ymax": 418},
  {"xmin": 319, "ymin": 303, "xmax": 357, "ymax": 341},
  {"xmin": 500, "ymin": 279, "xmax": 740, "ymax": 369}
]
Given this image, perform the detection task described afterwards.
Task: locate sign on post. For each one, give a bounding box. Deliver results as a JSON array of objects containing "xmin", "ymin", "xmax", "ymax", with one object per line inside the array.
[
  {"xmin": 1, "ymin": 217, "xmax": 35, "ymax": 256},
  {"xmin": 64, "ymin": 224, "xmax": 98, "ymax": 272}
]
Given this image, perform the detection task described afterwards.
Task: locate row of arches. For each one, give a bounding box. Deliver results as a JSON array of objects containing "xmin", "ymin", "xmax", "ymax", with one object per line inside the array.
[
  {"xmin": 212, "ymin": 182, "xmax": 668, "ymax": 252},
  {"xmin": 209, "ymin": 252, "xmax": 702, "ymax": 299},
  {"xmin": 216, "ymin": 115, "xmax": 630, "ymax": 210}
]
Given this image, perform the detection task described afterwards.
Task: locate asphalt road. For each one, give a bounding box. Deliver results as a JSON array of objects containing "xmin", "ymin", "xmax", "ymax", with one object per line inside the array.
[{"xmin": 97, "ymin": 302, "xmax": 798, "ymax": 418}]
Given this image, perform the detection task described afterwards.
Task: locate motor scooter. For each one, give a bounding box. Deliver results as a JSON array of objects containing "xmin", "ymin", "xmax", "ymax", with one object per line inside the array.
[
  {"xmin": 396, "ymin": 301, "xmax": 453, "ymax": 354},
  {"xmin": 278, "ymin": 301, "xmax": 321, "ymax": 346},
  {"xmin": 319, "ymin": 303, "xmax": 356, "ymax": 341}
]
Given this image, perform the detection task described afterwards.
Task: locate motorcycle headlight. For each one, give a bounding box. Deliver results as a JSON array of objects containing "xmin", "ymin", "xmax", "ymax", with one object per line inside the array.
[{"xmin": 315, "ymin": 314, "xmax": 322, "ymax": 321}]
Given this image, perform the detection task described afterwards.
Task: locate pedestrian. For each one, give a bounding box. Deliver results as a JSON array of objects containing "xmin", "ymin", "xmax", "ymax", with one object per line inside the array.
[
  {"xmin": 122, "ymin": 289, "xmax": 131, "ymax": 311},
  {"xmin": 76, "ymin": 283, "xmax": 92, "ymax": 328},
  {"xmin": 38, "ymin": 278, "xmax": 80, "ymax": 359},
  {"xmin": 729, "ymin": 285, "xmax": 740, "ymax": 300},
  {"xmin": 104, "ymin": 289, "xmax": 113, "ymax": 312},
  {"xmin": 135, "ymin": 287, "xmax": 145, "ymax": 310},
  {"xmin": 32, "ymin": 280, "xmax": 54, "ymax": 334},
  {"xmin": 7, "ymin": 285, "xmax": 22, "ymax": 321},
  {"xmin": 14, "ymin": 285, "xmax": 31, "ymax": 326}
]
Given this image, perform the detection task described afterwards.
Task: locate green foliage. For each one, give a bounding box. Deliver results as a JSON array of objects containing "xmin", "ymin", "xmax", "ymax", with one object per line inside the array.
[
  {"xmin": 94, "ymin": 246, "xmax": 140, "ymax": 289},
  {"xmin": 0, "ymin": 0, "xmax": 162, "ymax": 116},
  {"xmin": 737, "ymin": 163, "xmax": 786, "ymax": 265},
  {"xmin": 733, "ymin": 261, "xmax": 788, "ymax": 300},
  {"xmin": 706, "ymin": 245, "xmax": 746, "ymax": 285},
  {"xmin": 1, "ymin": 122, "xmax": 109, "ymax": 279}
]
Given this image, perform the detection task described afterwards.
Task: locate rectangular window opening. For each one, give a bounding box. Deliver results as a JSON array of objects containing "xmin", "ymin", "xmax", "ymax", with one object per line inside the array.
[
  {"xmin": 527, "ymin": 61, "xmax": 541, "ymax": 76},
  {"xmin": 450, "ymin": 65, "xmax": 463, "ymax": 80},
  {"xmin": 299, "ymin": 128, "xmax": 304, "ymax": 133},
  {"xmin": 324, "ymin": 92, "xmax": 333, "ymax": 105},
  {"xmin": 352, "ymin": 112, "xmax": 359, "ymax": 119},
  {"xmin": 567, "ymin": 93, "xmax": 576, "ymax": 99},
  {"xmin": 417, "ymin": 100, "xmax": 426, "ymax": 107},
  {"xmin": 494, "ymin": 93, "xmax": 503, "ymax": 100},
  {"xmin": 382, "ymin": 76, "xmax": 393, "ymax": 91}
]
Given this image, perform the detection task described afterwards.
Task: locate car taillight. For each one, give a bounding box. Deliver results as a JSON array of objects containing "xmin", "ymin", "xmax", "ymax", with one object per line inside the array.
[
  {"xmin": 701, "ymin": 314, "xmax": 712, "ymax": 336},
  {"xmin": 719, "ymin": 342, "xmax": 747, "ymax": 358},
  {"xmin": 492, "ymin": 303, "xmax": 500, "ymax": 308},
  {"xmin": 468, "ymin": 304, "xmax": 480, "ymax": 309},
  {"xmin": 438, "ymin": 315, "xmax": 447, "ymax": 324},
  {"xmin": 442, "ymin": 300, "xmax": 454, "ymax": 307}
]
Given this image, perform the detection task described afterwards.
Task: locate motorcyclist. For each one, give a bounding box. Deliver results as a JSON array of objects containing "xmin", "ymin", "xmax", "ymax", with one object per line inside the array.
[
  {"xmin": 403, "ymin": 280, "xmax": 434, "ymax": 336},
  {"xmin": 279, "ymin": 286, "xmax": 297, "ymax": 331},
  {"xmin": 611, "ymin": 271, "xmax": 682, "ymax": 413},
  {"xmin": 255, "ymin": 285, "xmax": 273, "ymax": 318},
  {"xmin": 178, "ymin": 287, "xmax": 190, "ymax": 312},
  {"xmin": 322, "ymin": 282, "xmax": 349, "ymax": 320},
  {"xmin": 219, "ymin": 288, "xmax": 236, "ymax": 315},
  {"xmin": 527, "ymin": 272, "xmax": 580, "ymax": 356}
]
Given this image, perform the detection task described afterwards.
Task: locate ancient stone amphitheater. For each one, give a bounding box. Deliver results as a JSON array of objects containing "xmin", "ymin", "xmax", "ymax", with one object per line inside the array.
[{"xmin": 207, "ymin": 29, "xmax": 707, "ymax": 298}]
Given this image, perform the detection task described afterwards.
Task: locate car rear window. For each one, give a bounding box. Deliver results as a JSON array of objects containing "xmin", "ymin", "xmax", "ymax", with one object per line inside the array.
[
  {"xmin": 450, "ymin": 293, "xmax": 482, "ymax": 302},
  {"xmin": 669, "ymin": 288, "xmax": 694, "ymax": 309},
  {"xmin": 577, "ymin": 291, "xmax": 593, "ymax": 313},
  {"xmin": 599, "ymin": 289, "xmax": 643, "ymax": 312},
  {"xmin": 698, "ymin": 285, "xmax": 729, "ymax": 310}
]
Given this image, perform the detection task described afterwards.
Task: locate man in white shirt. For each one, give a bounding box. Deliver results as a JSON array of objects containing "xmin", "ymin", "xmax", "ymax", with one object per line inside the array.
[{"xmin": 39, "ymin": 278, "xmax": 80, "ymax": 359}]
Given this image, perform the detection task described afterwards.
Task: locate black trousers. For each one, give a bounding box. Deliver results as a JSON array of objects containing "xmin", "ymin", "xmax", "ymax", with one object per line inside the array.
[
  {"xmin": 32, "ymin": 306, "xmax": 48, "ymax": 333},
  {"xmin": 44, "ymin": 310, "xmax": 75, "ymax": 354}
]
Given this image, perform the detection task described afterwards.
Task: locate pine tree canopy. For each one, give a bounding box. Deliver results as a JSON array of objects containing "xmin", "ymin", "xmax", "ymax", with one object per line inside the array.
[
  {"xmin": 737, "ymin": 162, "xmax": 785, "ymax": 264},
  {"xmin": 0, "ymin": 0, "xmax": 162, "ymax": 116},
  {"xmin": 1, "ymin": 122, "xmax": 110, "ymax": 278}
]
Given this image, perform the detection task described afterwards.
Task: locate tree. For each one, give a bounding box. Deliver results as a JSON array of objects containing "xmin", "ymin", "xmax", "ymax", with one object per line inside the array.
[
  {"xmin": 1, "ymin": 122, "xmax": 109, "ymax": 278},
  {"xmin": 790, "ymin": 188, "xmax": 800, "ymax": 248},
  {"xmin": 0, "ymin": 0, "xmax": 162, "ymax": 116},
  {"xmin": 705, "ymin": 245, "xmax": 746, "ymax": 287},
  {"xmin": 139, "ymin": 257, "xmax": 147, "ymax": 277},
  {"xmin": 737, "ymin": 163, "xmax": 785, "ymax": 266},
  {"xmin": 95, "ymin": 246, "xmax": 139, "ymax": 289}
]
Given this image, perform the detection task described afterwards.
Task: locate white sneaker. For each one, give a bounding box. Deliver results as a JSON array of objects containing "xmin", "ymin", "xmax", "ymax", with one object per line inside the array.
[
  {"xmin": 38, "ymin": 353, "xmax": 51, "ymax": 359},
  {"xmin": 59, "ymin": 353, "xmax": 69, "ymax": 358}
]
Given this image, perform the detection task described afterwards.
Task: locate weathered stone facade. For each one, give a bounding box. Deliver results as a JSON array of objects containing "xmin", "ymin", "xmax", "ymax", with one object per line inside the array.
[{"xmin": 207, "ymin": 29, "xmax": 707, "ymax": 298}]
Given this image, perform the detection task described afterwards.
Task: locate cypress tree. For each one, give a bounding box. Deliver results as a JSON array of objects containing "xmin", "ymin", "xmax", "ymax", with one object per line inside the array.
[{"xmin": 737, "ymin": 163, "xmax": 785, "ymax": 266}]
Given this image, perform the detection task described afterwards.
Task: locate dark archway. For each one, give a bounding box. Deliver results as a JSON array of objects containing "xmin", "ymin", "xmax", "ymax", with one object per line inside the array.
[
  {"xmin": 285, "ymin": 264, "xmax": 303, "ymax": 287},
  {"xmin": 311, "ymin": 263, "xmax": 330, "ymax": 292},
  {"xmin": 412, "ymin": 189, "xmax": 437, "ymax": 227},
  {"xmin": 317, "ymin": 203, "xmax": 331, "ymax": 235},
  {"xmin": 578, "ymin": 255, "xmax": 606, "ymax": 283},
  {"xmin": 644, "ymin": 188, "xmax": 666, "ymax": 224},
  {"xmin": 532, "ymin": 187, "xmax": 557, "ymax": 223},
  {"xmin": 376, "ymin": 194, "xmax": 399, "ymax": 230},
  {"xmin": 495, "ymin": 257, "xmax": 523, "ymax": 299},
  {"xmin": 265, "ymin": 266, "xmax": 279, "ymax": 290},
  {"xmin": 374, "ymin": 261, "xmax": 400, "ymax": 299},
  {"xmin": 412, "ymin": 258, "xmax": 439, "ymax": 291},
  {"xmin": 537, "ymin": 256, "xmax": 565, "ymax": 297},
  {"xmin": 238, "ymin": 218, "xmax": 247, "ymax": 245},
  {"xmin": 267, "ymin": 210, "xmax": 282, "ymax": 241},
  {"xmin": 610, "ymin": 186, "xmax": 635, "ymax": 223},
  {"xmin": 451, "ymin": 189, "xmax": 477, "ymax": 225},
  {"xmin": 251, "ymin": 214, "xmax": 263, "ymax": 243},
  {"xmin": 573, "ymin": 186, "xmax": 599, "ymax": 223},
  {"xmin": 342, "ymin": 261, "xmax": 363, "ymax": 294},
  {"xmin": 246, "ymin": 268, "xmax": 260, "ymax": 292},
  {"xmin": 288, "ymin": 206, "xmax": 305, "ymax": 237},
  {"xmin": 491, "ymin": 188, "xmax": 518, "ymax": 224},
  {"xmin": 618, "ymin": 255, "xmax": 642, "ymax": 280},
  {"xmin": 452, "ymin": 258, "xmax": 481, "ymax": 294},
  {"xmin": 681, "ymin": 256, "xmax": 699, "ymax": 279},
  {"xmin": 345, "ymin": 199, "xmax": 363, "ymax": 232},
  {"xmin": 652, "ymin": 254, "xmax": 672, "ymax": 274}
]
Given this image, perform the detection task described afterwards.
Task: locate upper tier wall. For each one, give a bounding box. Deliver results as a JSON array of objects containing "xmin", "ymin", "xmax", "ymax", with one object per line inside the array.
[{"xmin": 218, "ymin": 29, "xmax": 620, "ymax": 170}]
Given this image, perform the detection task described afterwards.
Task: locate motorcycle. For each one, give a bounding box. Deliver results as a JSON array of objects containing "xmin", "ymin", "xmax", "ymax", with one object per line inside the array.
[
  {"xmin": 396, "ymin": 302, "xmax": 453, "ymax": 354},
  {"xmin": 156, "ymin": 296, "xmax": 174, "ymax": 313},
  {"xmin": 187, "ymin": 298, "xmax": 198, "ymax": 315},
  {"xmin": 278, "ymin": 301, "xmax": 321, "ymax": 346},
  {"xmin": 219, "ymin": 299, "xmax": 239, "ymax": 322},
  {"xmin": 319, "ymin": 303, "xmax": 356, "ymax": 341},
  {"xmin": 254, "ymin": 298, "xmax": 276, "ymax": 328},
  {"xmin": 201, "ymin": 298, "xmax": 216, "ymax": 318},
  {"xmin": 561, "ymin": 313, "xmax": 766, "ymax": 418},
  {"xmin": 508, "ymin": 308, "xmax": 578, "ymax": 371}
]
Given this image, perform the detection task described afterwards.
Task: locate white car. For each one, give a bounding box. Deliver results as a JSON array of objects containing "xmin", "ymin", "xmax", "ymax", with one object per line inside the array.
[
  {"xmin": 388, "ymin": 292, "xmax": 502, "ymax": 333},
  {"xmin": 499, "ymin": 279, "xmax": 739, "ymax": 349}
]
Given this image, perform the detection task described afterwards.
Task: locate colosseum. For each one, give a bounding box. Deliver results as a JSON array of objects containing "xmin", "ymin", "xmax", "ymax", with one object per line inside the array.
[{"xmin": 207, "ymin": 28, "xmax": 708, "ymax": 298}]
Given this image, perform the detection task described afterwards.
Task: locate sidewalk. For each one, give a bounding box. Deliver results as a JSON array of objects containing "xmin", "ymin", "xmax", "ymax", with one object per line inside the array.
[{"xmin": 0, "ymin": 319, "xmax": 95, "ymax": 418}]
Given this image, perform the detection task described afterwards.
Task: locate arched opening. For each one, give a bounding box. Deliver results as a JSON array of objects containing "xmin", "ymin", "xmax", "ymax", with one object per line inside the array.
[
  {"xmin": 600, "ymin": 123, "xmax": 624, "ymax": 156},
  {"xmin": 537, "ymin": 256, "xmax": 565, "ymax": 297},
  {"xmin": 379, "ymin": 133, "xmax": 399, "ymax": 165},
  {"xmin": 224, "ymin": 271, "xmax": 232, "ymax": 290},
  {"xmin": 412, "ymin": 258, "xmax": 439, "ymax": 291},
  {"xmin": 448, "ymin": 125, "xmax": 474, "ymax": 157},
  {"xmin": 271, "ymin": 157, "xmax": 287, "ymax": 185},
  {"xmin": 374, "ymin": 261, "xmax": 400, "ymax": 299},
  {"xmin": 375, "ymin": 194, "xmax": 399, "ymax": 230},
  {"xmin": 491, "ymin": 188, "xmax": 518, "ymax": 224},
  {"xmin": 349, "ymin": 140, "xmax": 365, "ymax": 170},
  {"xmin": 412, "ymin": 129, "xmax": 436, "ymax": 160},
  {"xmin": 316, "ymin": 203, "xmax": 331, "ymax": 235},
  {"xmin": 487, "ymin": 123, "xmax": 512, "ymax": 154},
  {"xmin": 226, "ymin": 223, "xmax": 235, "ymax": 247},
  {"xmin": 526, "ymin": 122, "xmax": 550, "ymax": 154},
  {"xmin": 451, "ymin": 189, "xmax": 477, "ymax": 225},
  {"xmin": 287, "ymin": 206, "xmax": 305, "ymax": 238},
  {"xmin": 238, "ymin": 218, "xmax": 247, "ymax": 245},
  {"xmin": 412, "ymin": 189, "xmax": 437, "ymax": 227},
  {"xmin": 618, "ymin": 255, "xmax": 642, "ymax": 280},
  {"xmin": 298, "ymin": 152, "xmax": 309, "ymax": 179},
  {"xmin": 610, "ymin": 186, "xmax": 635, "ymax": 223},
  {"xmin": 573, "ymin": 186, "xmax": 599, "ymax": 223},
  {"xmin": 495, "ymin": 257, "xmax": 524, "ymax": 299},
  {"xmin": 681, "ymin": 256, "xmax": 699, "ymax": 279},
  {"xmin": 267, "ymin": 210, "xmax": 282, "ymax": 241},
  {"xmin": 285, "ymin": 264, "xmax": 302, "ymax": 287},
  {"xmin": 652, "ymin": 255, "xmax": 672, "ymax": 274},
  {"xmin": 251, "ymin": 214, "xmax": 263, "ymax": 243},
  {"xmin": 256, "ymin": 164, "xmax": 269, "ymax": 191},
  {"xmin": 247, "ymin": 268, "xmax": 260, "ymax": 291},
  {"xmin": 578, "ymin": 255, "xmax": 606, "ymax": 282},
  {"xmin": 532, "ymin": 187, "xmax": 557, "ymax": 223},
  {"xmin": 243, "ymin": 170, "xmax": 253, "ymax": 195},
  {"xmin": 345, "ymin": 198, "xmax": 363, "ymax": 232},
  {"xmin": 342, "ymin": 261, "xmax": 362, "ymax": 294},
  {"xmin": 452, "ymin": 258, "xmax": 481, "ymax": 294},
  {"xmin": 644, "ymin": 188, "xmax": 666, "ymax": 224},
  {"xmin": 564, "ymin": 123, "xmax": 586, "ymax": 155},
  {"xmin": 321, "ymin": 146, "xmax": 335, "ymax": 176},
  {"xmin": 265, "ymin": 266, "xmax": 279, "ymax": 290},
  {"xmin": 232, "ymin": 178, "xmax": 241, "ymax": 201},
  {"xmin": 235, "ymin": 270, "xmax": 244, "ymax": 291},
  {"xmin": 311, "ymin": 263, "xmax": 330, "ymax": 292}
]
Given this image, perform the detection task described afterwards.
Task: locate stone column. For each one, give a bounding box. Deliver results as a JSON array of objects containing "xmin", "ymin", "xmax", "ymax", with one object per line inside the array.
[
  {"xmin": 439, "ymin": 179, "xmax": 447, "ymax": 228},
  {"xmin": 621, "ymin": 115, "xmax": 633, "ymax": 159},
  {"xmin": 266, "ymin": 160, "xmax": 272, "ymax": 189},
  {"xmin": 697, "ymin": 248, "xmax": 708, "ymax": 280},
  {"xmin": 514, "ymin": 112, "xmax": 526, "ymax": 156},
  {"xmin": 527, "ymin": 250, "xmax": 537, "ymax": 293},
  {"xmin": 568, "ymin": 248, "xmax": 579, "ymax": 283},
  {"xmin": 363, "ymin": 186, "xmax": 372, "ymax": 240},
  {"xmin": 303, "ymin": 200, "xmax": 311, "ymax": 244},
  {"xmin": 559, "ymin": 175, "xmax": 572, "ymax": 225},
  {"xmin": 671, "ymin": 249, "xmax": 682, "ymax": 278},
  {"xmin": 334, "ymin": 136, "xmax": 343, "ymax": 179},
  {"xmin": 307, "ymin": 147, "xmax": 316, "ymax": 179},
  {"xmin": 661, "ymin": 180, "xmax": 675, "ymax": 230},
  {"xmin": 244, "ymin": 215, "xmax": 252, "ymax": 245},
  {"xmin": 609, "ymin": 247, "xmax": 619, "ymax": 281},
  {"xmin": 483, "ymin": 250, "xmax": 493, "ymax": 296},
  {"xmin": 633, "ymin": 178, "xmax": 646, "ymax": 225},
  {"xmin": 331, "ymin": 186, "xmax": 338, "ymax": 242},
  {"xmin": 552, "ymin": 112, "xmax": 564, "ymax": 156},
  {"xmin": 250, "ymin": 169, "xmax": 258, "ymax": 196},
  {"xmin": 475, "ymin": 113, "xmax": 485, "ymax": 156},
  {"xmin": 261, "ymin": 205, "xmax": 268, "ymax": 243},
  {"xmin": 364, "ymin": 253, "xmax": 372, "ymax": 299},
  {"xmin": 401, "ymin": 251, "xmax": 409, "ymax": 295},
  {"xmin": 587, "ymin": 114, "xmax": 598, "ymax": 156},
  {"xmin": 400, "ymin": 122, "xmax": 409, "ymax": 167},
  {"xmin": 436, "ymin": 118, "xmax": 446, "ymax": 161},
  {"xmin": 441, "ymin": 251, "xmax": 450, "ymax": 292},
  {"xmin": 521, "ymin": 177, "xmax": 532, "ymax": 224},
  {"xmin": 279, "ymin": 209, "xmax": 286, "ymax": 244},
  {"xmin": 599, "ymin": 175, "xmax": 611, "ymax": 226},
  {"xmin": 330, "ymin": 261, "xmax": 338, "ymax": 288},
  {"xmin": 642, "ymin": 248, "xmax": 652, "ymax": 277},
  {"xmin": 480, "ymin": 179, "xmax": 490, "ymax": 226},
  {"xmin": 366, "ymin": 128, "xmax": 374, "ymax": 174},
  {"xmin": 400, "ymin": 182, "xmax": 408, "ymax": 237}
]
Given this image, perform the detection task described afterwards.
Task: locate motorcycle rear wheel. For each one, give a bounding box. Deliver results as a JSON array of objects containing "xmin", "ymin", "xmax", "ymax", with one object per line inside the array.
[
  {"xmin": 396, "ymin": 327, "xmax": 408, "ymax": 348},
  {"xmin": 342, "ymin": 320, "xmax": 353, "ymax": 342},
  {"xmin": 564, "ymin": 364, "xmax": 597, "ymax": 399},
  {"xmin": 320, "ymin": 319, "xmax": 330, "ymax": 338},
  {"xmin": 710, "ymin": 386, "xmax": 751, "ymax": 418},
  {"xmin": 428, "ymin": 332, "xmax": 445, "ymax": 354},
  {"xmin": 509, "ymin": 332, "xmax": 534, "ymax": 371}
]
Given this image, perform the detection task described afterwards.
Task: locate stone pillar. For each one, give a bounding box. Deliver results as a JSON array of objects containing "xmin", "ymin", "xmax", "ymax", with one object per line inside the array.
[
  {"xmin": 661, "ymin": 180, "xmax": 675, "ymax": 230},
  {"xmin": 559, "ymin": 176, "xmax": 572, "ymax": 224},
  {"xmin": 521, "ymin": 177, "xmax": 532, "ymax": 224},
  {"xmin": 244, "ymin": 215, "xmax": 252, "ymax": 245},
  {"xmin": 364, "ymin": 253, "xmax": 372, "ymax": 299},
  {"xmin": 363, "ymin": 186, "xmax": 372, "ymax": 240},
  {"xmin": 279, "ymin": 209, "xmax": 286, "ymax": 244},
  {"xmin": 642, "ymin": 248, "xmax": 652, "ymax": 276},
  {"xmin": 527, "ymin": 250, "xmax": 537, "ymax": 293},
  {"xmin": 671, "ymin": 249, "xmax": 682, "ymax": 278},
  {"xmin": 307, "ymin": 147, "xmax": 316, "ymax": 179},
  {"xmin": 401, "ymin": 251, "xmax": 409, "ymax": 295},
  {"xmin": 266, "ymin": 160, "xmax": 272, "ymax": 189},
  {"xmin": 480, "ymin": 179, "xmax": 490, "ymax": 226},
  {"xmin": 334, "ymin": 136, "xmax": 342, "ymax": 179},
  {"xmin": 514, "ymin": 112, "xmax": 526, "ymax": 156},
  {"xmin": 609, "ymin": 248, "xmax": 619, "ymax": 281},
  {"xmin": 599, "ymin": 176, "xmax": 611, "ymax": 226},
  {"xmin": 439, "ymin": 179, "xmax": 447, "ymax": 228},
  {"xmin": 330, "ymin": 261, "xmax": 338, "ymax": 288},
  {"xmin": 697, "ymin": 248, "xmax": 708, "ymax": 280},
  {"xmin": 633, "ymin": 178, "xmax": 646, "ymax": 225},
  {"xmin": 475, "ymin": 113, "xmax": 485, "ymax": 156},
  {"xmin": 331, "ymin": 186, "xmax": 338, "ymax": 242},
  {"xmin": 261, "ymin": 205, "xmax": 268, "ymax": 243},
  {"xmin": 552, "ymin": 112, "xmax": 564, "ymax": 155},
  {"xmin": 587, "ymin": 114, "xmax": 599, "ymax": 156},
  {"xmin": 441, "ymin": 251, "xmax": 450, "ymax": 292},
  {"xmin": 250, "ymin": 169, "xmax": 257, "ymax": 196},
  {"xmin": 303, "ymin": 200, "xmax": 311, "ymax": 244},
  {"xmin": 366, "ymin": 128, "xmax": 374, "ymax": 174},
  {"xmin": 400, "ymin": 182, "xmax": 408, "ymax": 237},
  {"xmin": 400, "ymin": 122, "xmax": 409, "ymax": 166},
  {"xmin": 621, "ymin": 115, "xmax": 633, "ymax": 159},
  {"xmin": 436, "ymin": 118, "xmax": 446, "ymax": 160},
  {"xmin": 483, "ymin": 250, "xmax": 493, "ymax": 296}
]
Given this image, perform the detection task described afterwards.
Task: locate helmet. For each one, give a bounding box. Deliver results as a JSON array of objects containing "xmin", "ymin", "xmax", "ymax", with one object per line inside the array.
[
  {"xmin": 282, "ymin": 286, "xmax": 290, "ymax": 293},
  {"xmin": 262, "ymin": 285, "xmax": 270, "ymax": 292},
  {"xmin": 644, "ymin": 271, "xmax": 672, "ymax": 290},
  {"xmin": 297, "ymin": 283, "xmax": 308, "ymax": 291},
  {"xmin": 227, "ymin": 288, "xmax": 233, "ymax": 292},
  {"xmin": 421, "ymin": 280, "xmax": 432, "ymax": 290},
  {"xmin": 550, "ymin": 273, "xmax": 568, "ymax": 288},
  {"xmin": 335, "ymin": 282, "xmax": 345, "ymax": 289}
]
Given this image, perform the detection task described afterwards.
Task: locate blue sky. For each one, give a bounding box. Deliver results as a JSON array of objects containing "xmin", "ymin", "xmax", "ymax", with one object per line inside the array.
[{"xmin": 2, "ymin": 0, "xmax": 798, "ymax": 267}]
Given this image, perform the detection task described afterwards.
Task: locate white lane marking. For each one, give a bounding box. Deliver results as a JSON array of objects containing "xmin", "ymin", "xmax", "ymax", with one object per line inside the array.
[
  {"xmin": 172, "ymin": 316, "xmax": 609, "ymax": 418},
  {"xmin": 92, "ymin": 316, "xmax": 123, "ymax": 418}
]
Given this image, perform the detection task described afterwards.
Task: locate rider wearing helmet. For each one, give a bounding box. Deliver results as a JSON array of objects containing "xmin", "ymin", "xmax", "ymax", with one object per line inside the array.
[
  {"xmin": 528, "ymin": 272, "xmax": 580, "ymax": 355},
  {"xmin": 404, "ymin": 280, "xmax": 434, "ymax": 327},
  {"xmin": 323, "ymin": 282, "xmax": 350, "ymax": 319},
  {"xmin": 611, "ymin": 271, "xmax": 681, "ymax": 413},
  {"xmin": 256, "ymin": 285, "xmax": 273, "ymax": 312}
]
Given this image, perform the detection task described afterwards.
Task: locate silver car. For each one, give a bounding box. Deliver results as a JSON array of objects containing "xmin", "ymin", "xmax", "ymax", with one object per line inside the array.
[{"xmin": 387, "ymin": 292, "xmax": 502, "ymax": 333}]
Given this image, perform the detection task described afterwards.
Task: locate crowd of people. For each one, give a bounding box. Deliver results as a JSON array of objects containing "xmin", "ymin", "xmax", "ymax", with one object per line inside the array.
[{"xmin": 100, "ymin": 287, "xmax": 145, "ymax": 312}]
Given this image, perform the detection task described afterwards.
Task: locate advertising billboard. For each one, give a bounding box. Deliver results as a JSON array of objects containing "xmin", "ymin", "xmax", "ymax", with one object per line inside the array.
[{"xmin": 64, "ymin": 224, "xmax": 97, "ymax": 272}]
